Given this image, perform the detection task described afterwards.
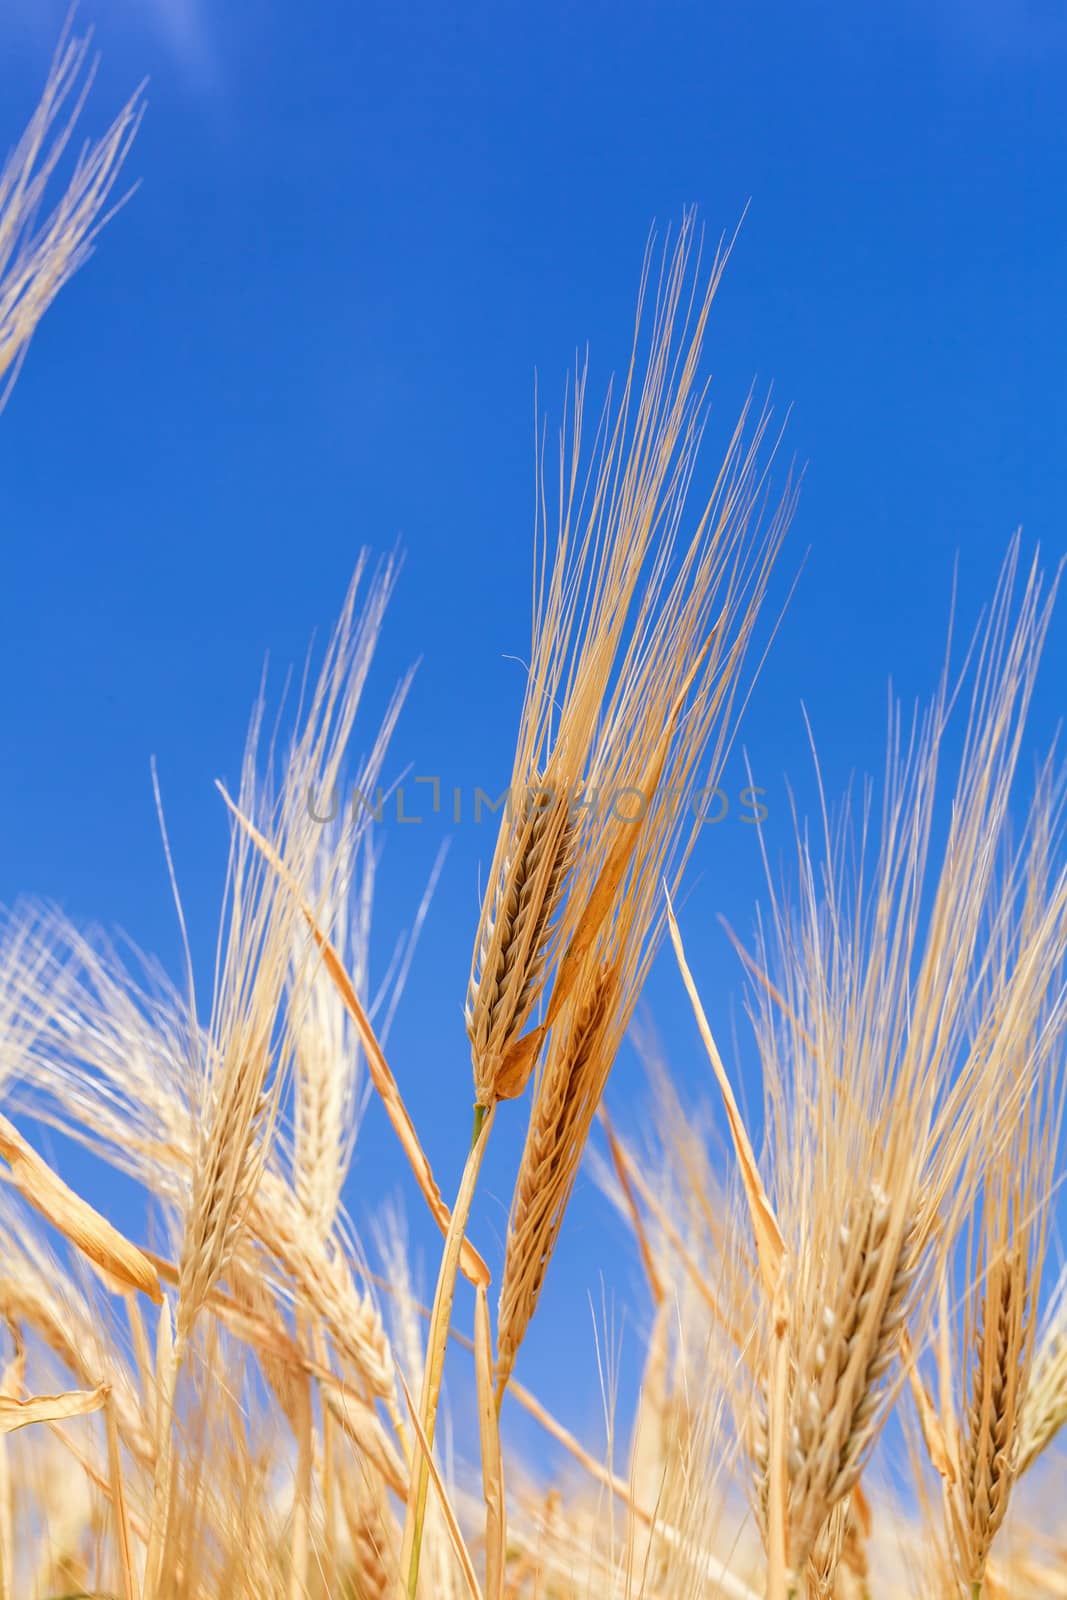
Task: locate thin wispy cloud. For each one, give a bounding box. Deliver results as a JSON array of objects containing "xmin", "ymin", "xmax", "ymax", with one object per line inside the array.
[
  {"xmin": 142, "ymin": 0, "xmax": 215, "ymax": 86},
  {"xmin": 5, "ymin": 1, "xmax": 217, "ymax": 93}
]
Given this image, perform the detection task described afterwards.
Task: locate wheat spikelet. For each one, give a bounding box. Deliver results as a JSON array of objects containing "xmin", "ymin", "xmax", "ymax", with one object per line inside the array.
[
  {"xmin": 1, "ymin": 911, "xmax": 404, "ymax": 1411},
  {"xmin": 946, "ymin": 1236, "xmax": 1033, "ymax": 1591},
  {"xmin": 177, "ymin": 1014, "xmax": 291, "ymax": 1347},
  {"xmin": 3, "ymin": 911, "xmax": 403, "ymax": 1418},
  {"xmin": 226, "ymin": 1254, "xmax": 310, "ymax": 1437},
  {"xmin": 806, "ymin": 1499, "xmax": 850, "ymax": 1598},
  {"xmin": 993, "ymin": 880, "xmax": 1067, "ymax": 1493},
  {"xmin": 176, "ymin": 752, "xmax": 306, "ymax": 1345},
  {"xmin": 289, "ymin": 575, "xmax": 407, "ymax": 1243},
  {"xmin": 806, "ymin": 1496, "xmax": 868, "ymax": 1600},
  {"xmin": 839, "ymin": 1506, "xmax": 870, "ymax": 1594},
  {"xmin": 143, "ymin": 564, "xmax": 406, "ymax": 1598},
  {"xmin": 945, "ymin": 1120, "xmax": 1056, "ymax": 1582},
  {"xmin": 291, "ymin": 957, "xmax": 356, "ymax": 1240}
]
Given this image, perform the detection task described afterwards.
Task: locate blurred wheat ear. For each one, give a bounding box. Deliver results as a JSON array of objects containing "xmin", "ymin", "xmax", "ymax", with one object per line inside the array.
[{"xmin": 0, "ymin": 23, "xmax": 143, "ymax": 407}]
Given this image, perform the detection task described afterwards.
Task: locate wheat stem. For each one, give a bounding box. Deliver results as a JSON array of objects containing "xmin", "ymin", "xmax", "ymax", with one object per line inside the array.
[{"xmin": 400, "ymin": 1101, "xmax": 496, "ymax": 1598}]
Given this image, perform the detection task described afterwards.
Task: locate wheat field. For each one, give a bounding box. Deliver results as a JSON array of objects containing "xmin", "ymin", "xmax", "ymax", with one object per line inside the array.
[{"xmin": 3, "ymin": 30, "xmax": 1067, "ymax": 1600}]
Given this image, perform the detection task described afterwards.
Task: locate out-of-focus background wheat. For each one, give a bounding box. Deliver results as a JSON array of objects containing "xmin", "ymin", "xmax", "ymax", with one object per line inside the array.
[{"xmin": 3, "ymin": 14, "xmax": 1067, "ymax": 1599}]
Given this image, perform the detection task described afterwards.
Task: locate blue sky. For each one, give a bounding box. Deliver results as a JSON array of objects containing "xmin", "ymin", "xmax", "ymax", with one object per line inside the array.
[{"xmin": 2, "ymin": 2, "xmax": 1067, "ymax": 1445}]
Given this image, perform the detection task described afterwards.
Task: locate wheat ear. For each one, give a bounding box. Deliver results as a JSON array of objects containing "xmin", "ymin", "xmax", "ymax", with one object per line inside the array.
[
  {"xmin": 466, "ymin": 787, "xmax": 577, "ymax": 1101},
  {"xmin": 496, "ymin": 961, "xmax": 617, "ymax": 1397},
  {"xmin": 783, "ymin": 1185, "xmax": 919, "ymax": 1572},
  {"xmin": 951, "ymin": 1246, "xmax": 1028, "ymax": 1591}
]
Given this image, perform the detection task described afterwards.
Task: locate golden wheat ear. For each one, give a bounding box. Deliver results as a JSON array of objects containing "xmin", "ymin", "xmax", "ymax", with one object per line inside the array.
[
  {"xmin": 699, "ymin": 540, "xmax": 1066, "ymax": 1587},
  {"xmin": 0, "ymin": 25, "xmax": 143, "ymax": 403},
  {"xmin": 937, "ymin": 792, "xmax": 1067, "ymax": 1591},
  {"xmin": 466, "ymin": 213, "xmax": 786, "ymax": 1112},
  {"xmin": 466, "ymin": 786, "xmax": 578, "ymax": 1104},
  {"xmin": 495, "ymin": 958, "xmax": 620, "ymax": 1398},
  {"xmin": 488, "ymin": 227, "xmax": 792, "ymax": 1408}
]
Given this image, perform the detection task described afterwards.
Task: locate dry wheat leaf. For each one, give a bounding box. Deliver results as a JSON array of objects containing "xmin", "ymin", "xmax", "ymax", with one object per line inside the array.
[
  {"xmin": 0, "ymin": 1382, "xmax": 109, "ymax": 1434},
  {"xmin": 0, "ymin": 1114, "xmax": 161, "ymax": 1302},
  {"xmin": 901, "ymin": 1328, "xmax": 956, "ymax": 1482}
]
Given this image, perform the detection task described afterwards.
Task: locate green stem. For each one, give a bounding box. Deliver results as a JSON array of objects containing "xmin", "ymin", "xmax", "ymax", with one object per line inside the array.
[
  {"xmin": 471, "ymin": 1101, "xmax": 487, "ymax": 1148},
  {"xmin": 400, "ymin": 1101, "xmax": 495, "ymax": 1598}
]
